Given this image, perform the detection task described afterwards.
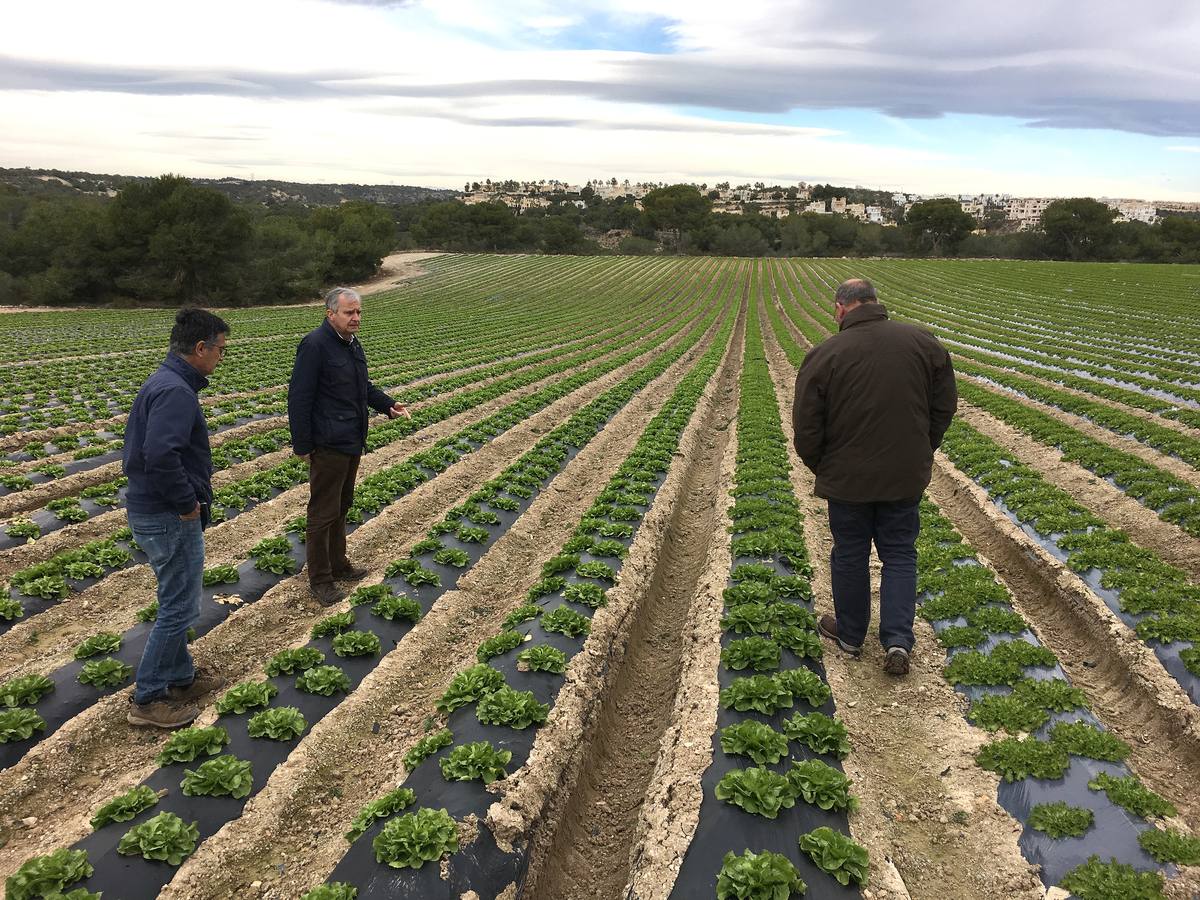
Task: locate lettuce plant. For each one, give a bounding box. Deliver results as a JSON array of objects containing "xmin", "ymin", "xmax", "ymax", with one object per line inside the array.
[
  {"xmin": 527, "ymin": 576, "xmax": 567, "ymax": 600},
  {"xmin": 5, "ymin": 518, "xmax": 40, "ymax": 541},
  {"xmin": 181, "ymin": 755, "xmax": 254, "ymax": 799},
  {"xmin": 373, "ymin": 593, "xmax": 421, "ymax": 622},
  {"xmin": 433, "ymin": 548, "xmax": 470, "ymax": 568},
  {"xmin": 348, "ymin": 584, "xmax": 393, "ymax": 606},
  {"xmin": 773, "ymin": 668, "xmax": 831, "ymax": 708},
  {"xmin": 720, "ymin": 675, "xmax": 794, "ymax": 715},
  {"xmin": 332, "ymin": 630, "xmax": 382, "ymax": 657},
  {"xmin": 1059, "ymin": 856, "xmax": 1164, "ymax": 900},
  {"xmin": 346, "ymin": 787, "xmax": 417, "ymax": 842},
  {"xmin": 135, "ymin": 600, "xmax": 158, "ymax": 622},
  {"xmin": 1087, "ymin": 773, "xmax": 1175, "ymax": 818},
  {"xmin": 719, "ymin": 721, "xmax": 789, "ymax": 765},
  {"xmin": 770, "ymin": 626, "xmax": 822, "ymax": 660},
  {"xmin": 77, "ymin": 658, "xmax": 133, "ymax": 688},
  {"xmin": 247, "ymin": 707, "xmax": 307, "ymax": 740},
  {"xmin": 20, "ymin": 575, "xmax": 69, "ymax": 600},
  {"xmin": 403, "ymin": 729, "xmax": 453, "ymax": 770},
  {"xmin": 312, "ymin": 610, "xmax": 355, "ymax": 639},
  {"xmin": 73, "ymin": 632, "xmax": 122, "ymax": 659},
  {"xmin": 721, "ymin": 602, "xmax": 771, "ymax": 635},
  {"xmin": 372, "ymin": 807, "xmax": 459, "ymax": 869},
  {"xmin": 90, "ymin": 784, "xmax": 160, "ymax": 830},
  {"xmin": 216, "ymin": 680, "xmax": 278, "ymax": 715},
  {"xmin": 714, "ymin": 767, "xmax": 795, "ymax": 819},
  {"xmin": 117, "ymin": 811, "xmax": 199, "ymax": 865},
  {"xmin": 576, "ymin": 561, "xmax": 617, "ymax": 583},
  {"xmin": 0, "ymin": 708, "xmax": 46, "ymax": 743},
  {"xmin": 296, "ymin": 665, "xmax": 351, "ymax": 696},
  {"xmin": 977, "ymin": 736, "xmax": 1070, "ymax": 782},
  {"xmin": 439, "ymin": 741, "xmax": 512, "ymax": 783},
  {"xmin": 787, "ymin": 760, "xmax": 857, "ymax": 812},
  {"xmin": 0, "ymin": 673, "xmax": 54, "ymax": 708},
  {"xmin": 5, "ymin": 848, "xmax": 93, "ymax": 900},
  {"xmin": 502, "ymin": 604, "xmax": 541, "ymax": 630},
  {"xmin": 541, "ymin": 606, "xmax": 591, "ymax": 638},
  {"xmin": 781, "ymin": 712, "xmax": 851, "ymax": 759},
  {"xmin": 1138, "ymin": 827, "xmax": 1200, "ymax": 865},
  {"xmin": 721, "ymin": 637, "xmax": 781, "ymax": 672},
  {"xmin": 563, "ymin": 582, "xmax": 607, "ymax": 608},
  {"xmin": 1029, "ymin": 802, "xmax": 1094, "ymax": 838},
  {"xmin": 967, "ymin": 694, "xmax": 1049, "ymax": 734},
  {"xmin": 437, "ymin": 665, "xmax": 504, "ymax": 712},
  {"xmin": 1012, "ymin": 678, "xmax": 1088, "ymax": 712},
  {"xmin": 477, "ymin": 686, "xmax": 549, "ymax": 729},
  {"xmin": 715, "ymin": 849, "xmax": 805, "ymax": 900},
  {"xmin": 519, "ymin": 645, "xmax": 568, "ymax": 674},
  {"xmin": 477, "ymin": 630, "xmax": 523, "ymax": 662},
  {"xmin": 403, "ymin": 565, "xmax": 440, "ymax": 587},
  {"xmin": 0, "ymin": 595, "xmax": 23, "ymax": 621},
  {"xmin": 541, "ymin": 554, "xmax": 580, "ymax": 577},
  {"xmin": 266, "ymin": 646, "xmax": 325, "ymax": 676},
  {"xmin": 798, "ymin": 826, "xmax": 869, "ymax": 887},
  {"xmin": 157, "ymin": 725, "xmax": 229, "ymax": 765},
  {"xmin": 936, "ymin": 626, "xmax": 986, "ymax": 649},
  {"xmin": 202, "ymin": 564, "xmax": 240, "ymax": 586},
  {"xmin": 1049, "ymin": 721, "xmax": 1130, "ymax": 762},
  {"xmin": 254, "ymin": 552, "xmax": 297, "ymax": 575}
]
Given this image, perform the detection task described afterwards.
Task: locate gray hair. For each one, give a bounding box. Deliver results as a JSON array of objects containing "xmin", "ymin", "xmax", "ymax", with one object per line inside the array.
[
  {"xmin": 324, "ymin": 287, "xmax": 361, "ymax": 312},
  {"xmin": 834, "ymin": 279, "xmax": 877, "ymax": 306}
]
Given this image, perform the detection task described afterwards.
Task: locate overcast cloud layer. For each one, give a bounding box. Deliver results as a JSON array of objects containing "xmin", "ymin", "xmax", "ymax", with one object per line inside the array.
[{"xmin": 1, "ymin": 0, "xmax": 1197, "ymax": 197}]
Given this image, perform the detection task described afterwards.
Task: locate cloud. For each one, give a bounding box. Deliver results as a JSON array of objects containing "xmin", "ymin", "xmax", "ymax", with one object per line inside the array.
[{"xmin": 1167, "ymin": 145, "xmax": 1200, "ymax": 153}]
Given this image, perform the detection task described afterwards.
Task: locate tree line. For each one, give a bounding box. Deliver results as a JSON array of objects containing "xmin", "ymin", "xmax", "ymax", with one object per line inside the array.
[{"xmin": 2, "ymin": 177, "xmax": 1198, "ymax": 308}]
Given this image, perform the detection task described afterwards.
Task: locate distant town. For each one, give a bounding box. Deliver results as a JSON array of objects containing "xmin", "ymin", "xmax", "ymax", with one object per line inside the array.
[{"xmin": 462, "ymin": 178, "xmax": 1200, "ymax": 231}]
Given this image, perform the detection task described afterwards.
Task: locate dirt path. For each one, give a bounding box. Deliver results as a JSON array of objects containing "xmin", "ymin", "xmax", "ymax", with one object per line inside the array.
[
  {"xmin": 520, "ymin": 303, "xmax": 744, "ymax": 900},
  {"xmin": 760, "ymin": 306, "xmax": 1043, "ymax": 900},
  {"xmin": 954, "ymin": 399, "xmax": 1200, "ymax": 578},
  {"xmin": 350, "ymin": 251, "xmax": 443, "ymax": 297}
]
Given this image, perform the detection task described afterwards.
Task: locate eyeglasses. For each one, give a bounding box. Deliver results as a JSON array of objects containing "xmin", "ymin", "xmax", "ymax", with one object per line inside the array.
[{"xmin": 204, "ymin": 342, "xmax": 227, "ymax": 358}]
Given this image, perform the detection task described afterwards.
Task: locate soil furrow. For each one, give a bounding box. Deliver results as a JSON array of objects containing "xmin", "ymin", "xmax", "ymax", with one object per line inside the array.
[
  {"xmin": 148, "ymin": 305, "xmax": 733, "ymax": 900},
  {"xmin": 759, "ymin": 303, "xmax": 1042, "ymax": 900},
  {"xmin": 927, "ymin": 458, "xmax": 1200, "ymax": 833},
  {"xmin": 520, "ymin": 305, "xmax": 743, "ymax": 900},
  {"xmin": 954, "ymin": 399, "xmax": 1200, "ymax": 578}
]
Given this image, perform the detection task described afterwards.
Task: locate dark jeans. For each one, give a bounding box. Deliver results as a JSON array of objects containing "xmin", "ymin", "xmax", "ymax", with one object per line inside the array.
[
  {"xmin": 827, "ymin": 497, "xmax": 921, "ymax": 652},
  {"xmin": 306, "ymin": 447, "xmax": 360, "ymax": 585},
  {"xmin": 128, "ymin": 510, "xmax": 204, "ymax": 704}
]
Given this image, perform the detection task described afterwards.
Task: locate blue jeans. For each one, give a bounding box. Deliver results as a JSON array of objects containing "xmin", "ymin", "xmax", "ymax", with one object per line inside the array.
[
  {"xmin": 827, "ymin": 498, "xmax": 920, "ymax": 652},
  {"xmin": 128, "ymin": 510, "xmax": 204, "ymax": 704}
]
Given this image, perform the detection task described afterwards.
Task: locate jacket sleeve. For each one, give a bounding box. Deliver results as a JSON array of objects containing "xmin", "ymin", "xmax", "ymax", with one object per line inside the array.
[
  {"xmin": 929, "ymin": 346, "xmax": 958, "ymax": 450},
  {"xmin": 288, "ymin": 337, "xmax": 320, "ymax": 455},
  {"xmin": 792, "ymin": 353, "xmax": 826, "ymax": 473},
  {"xmin": 366, "ymin": 380, "xmax": 395, "ymax": 414},
  {"xmin": 142, "ymin": 386, "xmax": 201, "ymax": 515}
]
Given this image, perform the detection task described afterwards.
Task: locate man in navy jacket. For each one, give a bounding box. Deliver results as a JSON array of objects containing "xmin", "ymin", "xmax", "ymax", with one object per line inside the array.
[
  {"xmin": 123, "ymin": 308, "xmax": 230, "ymax": 727},
  {"xmin": 288, "ymin": 287, "xmax": 409, "ymax": 605}
]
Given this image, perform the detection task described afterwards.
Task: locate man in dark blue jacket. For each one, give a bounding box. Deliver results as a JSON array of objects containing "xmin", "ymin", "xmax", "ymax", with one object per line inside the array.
[
  {"xmin": 123, "ymin": 308, "xmax": 230, "ymax": 727},
  {"xmin": 288, "ymin": 287, "xmax": 409, "ymax": 605}
]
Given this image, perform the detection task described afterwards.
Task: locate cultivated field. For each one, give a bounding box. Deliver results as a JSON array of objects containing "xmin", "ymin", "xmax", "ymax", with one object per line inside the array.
[{"xmin": 1, "ymin": 255, "xmax": 1198, "ymax": 900}]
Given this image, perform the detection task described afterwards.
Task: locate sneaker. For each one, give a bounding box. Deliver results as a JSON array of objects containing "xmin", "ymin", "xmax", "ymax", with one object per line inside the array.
[
  {"xmin": 167, "ymin": 667, "xmax": 227, "ymax": 703},
  {"xmin": 817, "ymin": 614, "xmax": 863, "ymax": 656},
  {"xmin": 332, "ymin": 564, "xmax": 370, "ymax": 582},
  {"xmin": 310, "ymin": 581, "xmax": 346, "ymax": 607},
  {"xmin": 127, "ymin": 698, "xmax": 201, "ymax": 728},
  {"xmin": 883, "ymin": 646, "xmax": 911, "ymax": 676}
]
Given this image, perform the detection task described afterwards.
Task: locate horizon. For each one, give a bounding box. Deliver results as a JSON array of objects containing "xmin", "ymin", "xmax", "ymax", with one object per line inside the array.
[{"xmin": 2, "ymin": 1, "xmax": 1199, "ymax": 202}]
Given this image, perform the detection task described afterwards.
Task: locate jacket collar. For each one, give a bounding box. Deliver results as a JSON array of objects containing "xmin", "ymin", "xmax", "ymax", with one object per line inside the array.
[
  {"xmin": 322, "ymin": 318, "xmax": 356, "ymax": 345},
  {"xmin": 839, "ymin": 302, "xmax": 889, "ymax": 331},
  {"xmin": 163, "ymin": 353, "xmax": 209, "ymax": 391}
]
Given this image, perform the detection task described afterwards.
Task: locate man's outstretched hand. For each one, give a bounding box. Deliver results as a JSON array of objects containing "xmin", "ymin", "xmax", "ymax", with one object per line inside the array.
[{"xmin": 388, "ymin": 402, "xmax": 412, "ymax": 420}]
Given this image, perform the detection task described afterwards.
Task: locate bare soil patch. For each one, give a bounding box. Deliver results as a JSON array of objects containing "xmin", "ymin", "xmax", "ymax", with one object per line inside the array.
[{"xmin": 351, "ymin": 251, "xmax": 443, "ymax": 297}]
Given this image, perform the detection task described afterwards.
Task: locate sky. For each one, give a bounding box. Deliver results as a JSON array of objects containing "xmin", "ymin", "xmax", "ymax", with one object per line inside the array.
[{"xmin": 1, "ymin": 0, "xmax": 1198, "ymax": 200}]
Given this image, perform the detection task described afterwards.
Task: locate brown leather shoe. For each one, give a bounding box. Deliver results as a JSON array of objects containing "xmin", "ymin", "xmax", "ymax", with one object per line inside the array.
[
  {"xmin": 127, "ymin": 698, "xmax": 201, "ymax": 728},
  {"xmin": 167, "ymin": 667, "xmax": 227, "ymax": 703},
  {"xmin": 310, "ymin": 582, "xmax": 346, "ymax": 607},
  {"xmin": 883, "ymin": 647, "xmax": 911, "ymax": 676},
  {"xmin": 332, "ymin": 564, "xmax": 370, "ymax": 582},
  {"xmin": 817, "ymin": 614, "xmax": 863, "ymax": 656}
]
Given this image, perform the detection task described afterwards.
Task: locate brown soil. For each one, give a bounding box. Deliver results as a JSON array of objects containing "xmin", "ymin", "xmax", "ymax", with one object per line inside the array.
[
  {"xmin": 927, "ymin": 459, "xmax": 1200, "ymax": 833},
  {"xmin": 961, "ymin": 374, "xmax": 1200, "ymax": 491},
  {"xmin": 350, "ymin": 251, "xmax": 443, "ymax": 297},
  {"xmin": 148, "ymin": 307, "xmax": 729, "ymax": 899},
  {"xmin": 519, "ymin": 301, "xmax": 744, "ymax": 900},
  {"xmin": 954, "ymin": 399, "xmax": 1200, "ymax": 579},
  {"xmin": 759, "ymin": 305, "xmax": 1043, "ymax": 900}
]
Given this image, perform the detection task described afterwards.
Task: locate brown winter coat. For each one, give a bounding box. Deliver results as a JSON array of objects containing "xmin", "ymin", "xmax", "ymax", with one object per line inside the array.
[{"xmin": 792, "ymin": 303, "xmax": 957, "ymax": 502}]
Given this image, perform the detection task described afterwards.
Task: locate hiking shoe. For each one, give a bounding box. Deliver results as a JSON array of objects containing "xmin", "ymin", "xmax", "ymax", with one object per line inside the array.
[
  {"xmin": 310, "ymin": 581, "xmax": 345, "ymax": 607},
  {"xmin": 167, "ymin": 667, "xmax": 227, "ymax": 703},
  {"xmin": 127, "ymin": 698, "xmax": 200, "ymax": 728},
  {"xmin": 817, "ymin": 615, "xmax": 863, "ymax": 656},
  {"xmin": 883, "ymin": 646, "xmax": 911, "ymax": 676},
  {"xmin": 332, "ymin": 564, "xmax": 370, "ymax": 582}
]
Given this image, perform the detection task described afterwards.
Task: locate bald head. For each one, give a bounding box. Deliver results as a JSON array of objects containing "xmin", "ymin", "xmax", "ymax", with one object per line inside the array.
[{"xmin": 834, "ymin": 279, "xmax": 877, "ymax": 307}]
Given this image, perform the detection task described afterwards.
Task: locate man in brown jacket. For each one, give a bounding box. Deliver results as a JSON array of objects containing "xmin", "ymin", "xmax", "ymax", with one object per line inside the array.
[{"xmin": 793, "ymin": 278, "xmax": 957, "ymax": 675}]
